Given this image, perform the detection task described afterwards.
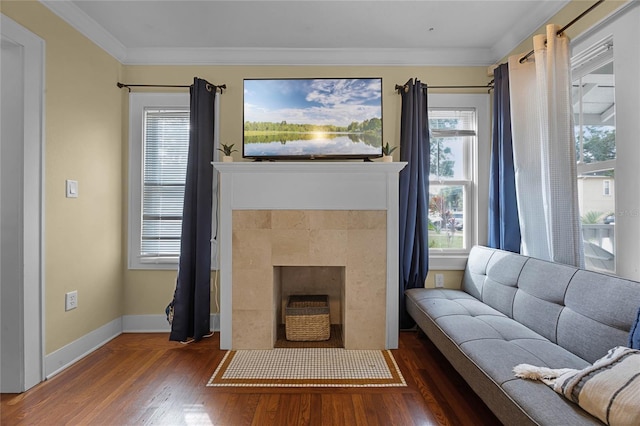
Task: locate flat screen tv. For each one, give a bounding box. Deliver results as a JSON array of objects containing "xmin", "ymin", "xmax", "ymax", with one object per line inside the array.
[{"xmin": 243, "ymin": 78, "xmax": 383, "ymax": 160}]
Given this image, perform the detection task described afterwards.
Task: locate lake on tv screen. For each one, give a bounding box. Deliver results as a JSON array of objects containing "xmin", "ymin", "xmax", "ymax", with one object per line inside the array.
[{"xmin": 244, "ymin": 132, "xmax": 381, "ymax": 157}]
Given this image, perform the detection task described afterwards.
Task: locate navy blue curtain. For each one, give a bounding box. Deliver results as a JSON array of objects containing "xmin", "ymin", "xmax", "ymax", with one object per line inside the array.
[
  {"xmin": 399, "ymin": 79, "xmax": 430, "ymax": 330},
  {"xmin": 169, "ymin": 78, "xmax": 216, "ymax": 342},
  {"xmin": 488, "ymin": 64, "xmax": 521, "ymax": 252}
]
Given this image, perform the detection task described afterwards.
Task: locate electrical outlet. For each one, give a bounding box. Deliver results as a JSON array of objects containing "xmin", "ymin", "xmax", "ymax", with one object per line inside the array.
[
  {"xmin": 65, "ymin": 290, "xmax": 78, "ymax": 311},
  {"xmin": 435, "ymin": 274, "xmax": 445, "ymax": 288}
]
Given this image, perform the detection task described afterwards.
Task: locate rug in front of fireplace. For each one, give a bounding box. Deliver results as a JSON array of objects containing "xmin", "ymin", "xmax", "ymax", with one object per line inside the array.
[{"xmin": 207, "ymin": 348, "xmax": 406, "ymax": 387}]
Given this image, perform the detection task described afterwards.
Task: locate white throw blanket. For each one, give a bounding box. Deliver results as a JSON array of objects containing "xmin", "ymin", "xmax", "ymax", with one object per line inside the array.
[{"xmin": 514, "ymin": 346, "xmax": 640, "ymax": 426}]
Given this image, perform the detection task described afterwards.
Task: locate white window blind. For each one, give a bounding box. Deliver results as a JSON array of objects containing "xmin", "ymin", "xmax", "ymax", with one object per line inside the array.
[{"xmin": 141, "ymin": 108, "xmax": 189, "ymax": 257}]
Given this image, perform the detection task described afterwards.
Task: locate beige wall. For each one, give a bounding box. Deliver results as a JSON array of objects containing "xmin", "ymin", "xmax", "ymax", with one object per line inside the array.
[
  {"xmin": 2, "ymin": 1, "xmax": 124, "ymax": 354},
  {"xmin": 425, "ymin": 270, "xmax": 465, "ymax": 289}
]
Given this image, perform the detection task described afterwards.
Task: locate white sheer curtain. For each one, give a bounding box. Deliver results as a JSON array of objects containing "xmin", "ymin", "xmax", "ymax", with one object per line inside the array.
[{"xmin": 508, "ymin": 24, "xmax": 584, "ymax": 267}]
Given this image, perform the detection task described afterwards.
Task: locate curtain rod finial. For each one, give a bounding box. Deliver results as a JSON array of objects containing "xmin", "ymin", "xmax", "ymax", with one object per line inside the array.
[
  {"xmin": 395, "ymin": 84, "xmax": 408, "ymax": 94},
  {"xmin": 117, "ymin": 82, "xmax": 131, "ymax": 92}
]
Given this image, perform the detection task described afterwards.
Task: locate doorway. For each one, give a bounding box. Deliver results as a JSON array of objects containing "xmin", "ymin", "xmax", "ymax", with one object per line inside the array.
[{"xmin": 1, "ymin": 14, "xmax": 45, "ymax": 393}]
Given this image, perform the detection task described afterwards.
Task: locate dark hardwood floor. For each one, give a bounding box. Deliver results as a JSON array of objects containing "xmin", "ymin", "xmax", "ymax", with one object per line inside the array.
[{"xmin": 1, "ymin": 331, "xmax": 502, "ymax": 425}]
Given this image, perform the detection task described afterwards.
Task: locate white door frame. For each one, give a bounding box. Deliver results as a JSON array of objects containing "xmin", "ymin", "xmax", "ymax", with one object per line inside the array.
[{"xmin": 1, "ymin": 13, "xmax": 45, "ymax": 392}]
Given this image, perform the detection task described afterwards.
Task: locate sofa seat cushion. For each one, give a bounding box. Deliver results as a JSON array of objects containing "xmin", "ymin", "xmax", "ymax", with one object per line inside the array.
[
  {"xmin": 406, "ymin": 288, "xmax": 508, "ymax": 319},
  {"xmin": 406, "ymin": 287, "xmax": 591, "ymax": 385},
  {"xmin": 462, "ymin": 339, "xmax": 590, "ymax": 386}
]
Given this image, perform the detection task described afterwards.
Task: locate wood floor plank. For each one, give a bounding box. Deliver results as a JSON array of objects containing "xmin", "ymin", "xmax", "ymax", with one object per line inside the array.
[
  {"xmin": 250, "ymin": 393, "xmax": 281, "ymax": 426},
  {"xmin": 0, "ymin": 331, "xmax": 503, "ymax": 426},
  {"xmin": 333, "ymin": 393, "xmax": 358, "ymax": 425},
  {"xmin": 272, "ymin": 392, "xmax": 302, "ymax": 426},
  {"xmin": 350, "ymin": 394, "xmax": 378, "ymax": 426}
]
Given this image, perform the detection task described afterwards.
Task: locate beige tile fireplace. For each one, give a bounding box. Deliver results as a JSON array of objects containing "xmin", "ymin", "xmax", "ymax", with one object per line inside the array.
[
  {"xmin": 214, "ymin": 162, "xmax": 406, "ymax": 350},
  {"xmin": 232, "ymin": 209, "xmax": 387, "ymax": 349}
]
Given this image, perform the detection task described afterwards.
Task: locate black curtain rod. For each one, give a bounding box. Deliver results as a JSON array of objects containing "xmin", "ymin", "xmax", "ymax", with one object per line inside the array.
[
  {"xmin": 395, "ymin": 81, "xmax": 494, "ymax": 94},
  {"xmin": 116, "ymin": 82, "xmax": 226, "ymax": 93},
  {"xmin": 519, "ymin": 0, "xmax": 605, "ymax": 63}
]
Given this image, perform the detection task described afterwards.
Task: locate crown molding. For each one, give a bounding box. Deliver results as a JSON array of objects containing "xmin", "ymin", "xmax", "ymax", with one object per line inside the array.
[
  {"xmin": 122, "ymin": 46, "xmax": 495, "ymax": 67},
  {"xmin": 40, "ymin": 0, "xmax": 127, "ymax": 62}
]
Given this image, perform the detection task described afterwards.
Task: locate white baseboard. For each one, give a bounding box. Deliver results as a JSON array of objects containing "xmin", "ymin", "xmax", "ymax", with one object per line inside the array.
[
  {"xmin": 122, "ymin": 314, "xmax": 171, "ymax": 332},
  {"xmin": 45, "ymin": 314, "xmax": 221, "ymax": 378},
  {"xmin": 209, "ymin": 313, "xmax": 220, "ymax": 332},
  {"xmin": 122, "ymin": 314, "xmax": 220, "ymax": 333},
  {"xmin": 45, "ymin": 317, "xmax": 122, "ymax": 379}
]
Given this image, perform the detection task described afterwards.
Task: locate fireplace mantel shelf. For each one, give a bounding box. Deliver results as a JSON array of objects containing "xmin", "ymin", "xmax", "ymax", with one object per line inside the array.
[
  {"xmin": 213, "ymin": 160, "xmax": 407, "ymax": 350},
  {"xmin": 212, "ymin": 161, "xmax": 407, "ymax": 174}
]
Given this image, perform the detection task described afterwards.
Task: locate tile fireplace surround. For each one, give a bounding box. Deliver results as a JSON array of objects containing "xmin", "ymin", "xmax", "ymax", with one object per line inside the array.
[{"xmin": 213, "ymin": 162, "xmax": 407, "ymax": 350}]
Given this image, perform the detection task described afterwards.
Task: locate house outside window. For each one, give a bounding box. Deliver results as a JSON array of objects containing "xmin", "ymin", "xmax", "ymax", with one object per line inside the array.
[
  {"xmin": 128, "ymin": 93, "xmax": 218, "ymax": 270},
  {"xmin": 427, "ymin": 94, "xmax": 489, "ymax": 270},
  {"xmin": 572, "ymin": 36, "xmax": 616, "ymax": 273}
]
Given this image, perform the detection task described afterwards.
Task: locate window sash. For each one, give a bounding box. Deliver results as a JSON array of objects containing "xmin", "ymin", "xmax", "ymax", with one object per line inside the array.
[
  {"xmin": 141, "ymin": 108, "xmax": 189, "ymax": 258},
  {"xmin": 429, "ymin": 135, "xmax": 473, "ymax": 181},
  {"xmin": 572, "ymin": 38, "xmax": 615, "ymax": 167}
]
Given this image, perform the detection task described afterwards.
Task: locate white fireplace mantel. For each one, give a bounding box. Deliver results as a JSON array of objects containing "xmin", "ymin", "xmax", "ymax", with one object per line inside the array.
[{"xmin": 213, "ymin": 161, "xmax": 407, "ymax": 350}]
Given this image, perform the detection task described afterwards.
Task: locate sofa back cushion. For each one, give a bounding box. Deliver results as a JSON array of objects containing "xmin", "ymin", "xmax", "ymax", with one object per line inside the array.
[
  {"xmin": 462, "ymin": 246, "xmax": 640, "ymax": 363},
  {"xmin": 559, "ymin": 270, "xmax": 640, "ymax": 363},
  {"xmin": 513, "ymin": 258, "xmax": 576, "ymax": 342},
  {"xmin": 462, "ymin": 245, "xmax": 494, "ymax": 300},
  {"xmin": 481, "ymin": 250, "xmax": 527, "ymax": 317}
]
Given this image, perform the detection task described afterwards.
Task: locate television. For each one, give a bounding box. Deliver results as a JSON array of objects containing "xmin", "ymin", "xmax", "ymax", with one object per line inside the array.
[{"xmin": 243, "ymin": 78, "xmax": 383, "ymax": 160}]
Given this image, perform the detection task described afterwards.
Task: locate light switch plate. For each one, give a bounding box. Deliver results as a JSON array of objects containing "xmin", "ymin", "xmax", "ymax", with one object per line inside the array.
[{"xmin": 66, "ymin": 180, "xmax": 78, "ymax": 198}]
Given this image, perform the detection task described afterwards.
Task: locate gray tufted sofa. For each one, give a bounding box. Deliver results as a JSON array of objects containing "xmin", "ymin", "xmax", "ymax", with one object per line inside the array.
[{"xmin": 405, "ymin": 245, "xmax": 640, "ymax": 426}]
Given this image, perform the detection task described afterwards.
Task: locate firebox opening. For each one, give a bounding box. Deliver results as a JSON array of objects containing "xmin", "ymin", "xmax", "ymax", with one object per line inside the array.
[{"xmin": 274, "ymin": 265, "xmax": 345, "ymax": 348}]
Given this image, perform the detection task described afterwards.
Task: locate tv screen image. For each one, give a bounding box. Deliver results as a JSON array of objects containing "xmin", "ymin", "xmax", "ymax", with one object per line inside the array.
[{"xmin": 243, "ymin": 78, "xmax": 383, "ymax": 160}]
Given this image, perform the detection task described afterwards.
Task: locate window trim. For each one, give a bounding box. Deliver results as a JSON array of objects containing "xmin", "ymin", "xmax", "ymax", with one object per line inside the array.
[
  {"xmin": 128, "ymin": 92, "xmax": 220, "ymax": 270},
  {"xmin": 427, "ymin": 94, "xmax": 490, "ymax": 270}
]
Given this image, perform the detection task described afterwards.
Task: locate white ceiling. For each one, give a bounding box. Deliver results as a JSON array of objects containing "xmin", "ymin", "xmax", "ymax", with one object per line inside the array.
[{"xmin": 41, "ymin": 0, "xmax": 571, "ymax": 66}]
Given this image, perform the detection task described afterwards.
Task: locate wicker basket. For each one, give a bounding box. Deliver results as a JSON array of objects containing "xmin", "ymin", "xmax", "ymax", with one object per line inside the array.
[{"xmin": 285, "ymin": 295, "xmax": 330, "ymax": 341}]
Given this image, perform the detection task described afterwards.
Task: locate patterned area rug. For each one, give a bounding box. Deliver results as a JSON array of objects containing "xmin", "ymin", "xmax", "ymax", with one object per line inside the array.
[{"xmin": 207, "ymin": 348, "xmax": 406, "ymax": 387}]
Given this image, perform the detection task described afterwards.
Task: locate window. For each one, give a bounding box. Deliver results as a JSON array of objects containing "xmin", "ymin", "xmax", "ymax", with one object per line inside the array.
[
  {"xmin": 570, "ymin": 2, "xmax": 640, "ymax": 280},
  {"xmin": 427, "ymin": 94, "xmax": 490, "ymax": 269},
  {"xmin": 128, "ymin": 93, "xmax": 219, "ymax": 269},
  {"xmin": 572, "ymin": 37, "xmax": 616, "ymax": 273}
]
